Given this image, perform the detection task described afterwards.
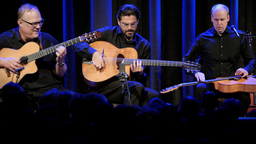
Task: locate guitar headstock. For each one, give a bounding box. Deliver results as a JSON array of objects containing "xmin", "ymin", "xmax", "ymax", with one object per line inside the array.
[
  {"xmin": 81, "ymin": 31, "xmax": 101, "ymax": 43},
  {"xmin": 160, "ymin": 84, "xmax": 181, "ymax": 94},
  {"xmin": 182, "ymin": 61, "xmax": 201, "ymax": 73}
]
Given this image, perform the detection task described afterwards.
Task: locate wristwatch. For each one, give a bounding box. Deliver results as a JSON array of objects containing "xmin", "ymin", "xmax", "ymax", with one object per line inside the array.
[{"xmin": 57, "ymin": 62, "xmax": 65, "ymax": 67}]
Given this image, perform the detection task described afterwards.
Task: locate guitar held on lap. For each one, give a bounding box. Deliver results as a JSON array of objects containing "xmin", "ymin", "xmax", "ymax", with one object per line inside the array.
[
  {"xmin": 160, "ymin": 75, "xmax": 256, "ymax": 94},
  {"xmin": 0, "ymin": 31, "xmax": 101, "ymax": 88},
  {"xmin": 82, "ymin": 41, "xmax": 201, "ymax": 87}
]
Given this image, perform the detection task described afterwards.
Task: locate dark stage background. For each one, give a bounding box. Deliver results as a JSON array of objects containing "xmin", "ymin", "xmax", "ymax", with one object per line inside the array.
[{"xmin": 1, "ymin": 0, "xmax": 256, "ymax": 106}]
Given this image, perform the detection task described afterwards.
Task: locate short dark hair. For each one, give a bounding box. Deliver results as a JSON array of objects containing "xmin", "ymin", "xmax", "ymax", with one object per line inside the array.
[{"xmin": 116, "ymin": 4, "xmax": 141, "ymax": 20}]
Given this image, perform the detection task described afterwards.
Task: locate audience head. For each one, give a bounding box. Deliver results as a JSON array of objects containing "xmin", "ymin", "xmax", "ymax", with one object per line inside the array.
[
  {"xmin": 201, "ymin": 91, "xmax": 218, "ymax": 111},
  {"xmin": 147, "ymin": 97, "xmax": 174, "ymax": 124},
  {"xmin": 221, "ymin": 98, "xmax": 242, "ymax": 119},
  {"xmin": 2, "ymin": 81, "xmax": 26, "ymax": 97},
  {"xmin": 55, "ymin": 90, "xmax": 72, "ymax": 115},
  {"xmin": 69, "ymin": 92, "xmax": 108, "ymax": 122},
  {"xmin": 2, "ymin": 82, "xmax": 28, "ymax": 109},
  {"xmin": 246, "ymin": 109, "xmax": 256, "ymax": 117},
  {"xmin": 136, "ymin": 107, "xmax": 161, "ymax": 138},
  {"xmin": 178, "ymin": 96, "xmax": 200, "ymax": 119},
  {"xmin": 38, "ymin": 88, "xmax": 60, "ymax": 107}
]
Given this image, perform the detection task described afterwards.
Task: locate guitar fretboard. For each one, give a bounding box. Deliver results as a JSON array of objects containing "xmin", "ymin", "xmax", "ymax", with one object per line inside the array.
[
  {"xmin": 160, "ymin": 75, "xmax": 243, "ymax": 93},
  {"xmin": 27, "ymin": 37, "xmax": 81, "ymax": 63},
  {"xmin": 123, "ymin": 59, "xmax": 183, "ymax": 67}
]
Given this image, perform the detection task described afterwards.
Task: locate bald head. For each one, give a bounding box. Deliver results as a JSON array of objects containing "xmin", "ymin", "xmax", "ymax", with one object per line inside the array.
[
  {"xmin": 211, "ymin": 4, "xmax": 230, "ymax": 36},
  {"xmin": 211, "ymin": 4, "xmax": 229, "ymax": 16}
]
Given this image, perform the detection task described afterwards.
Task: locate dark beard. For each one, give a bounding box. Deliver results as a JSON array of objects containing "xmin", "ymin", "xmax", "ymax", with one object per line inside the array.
[
  {"xmin": 124, "ymin": 34, "xmax": 132, "ymax": 39},
  {"xmin": 124, "ymin": 31, "xmax": 134, "ymax": 40}
]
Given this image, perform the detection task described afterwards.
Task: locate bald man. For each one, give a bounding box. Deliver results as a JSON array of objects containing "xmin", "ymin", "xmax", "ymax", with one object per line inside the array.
[{"xmin": 183, "ymin": 4, "xmax": 256, "ymax": 116}]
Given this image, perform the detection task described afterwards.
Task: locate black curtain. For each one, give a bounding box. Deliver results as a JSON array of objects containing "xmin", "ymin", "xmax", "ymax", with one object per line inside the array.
[{"xmin": 1, "ymin": 0, "xmax": 255, "ymax": 105}]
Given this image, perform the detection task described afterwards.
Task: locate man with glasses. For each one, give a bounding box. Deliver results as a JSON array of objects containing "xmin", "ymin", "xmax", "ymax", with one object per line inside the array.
[
  {"xmin": 72, "ymin": 4, "xmax": 160, "ymax": 107},
  {"xmin": 0, "ymin": 3, "xmax": 72, "ymax": 111},
  {"xmin": 20, "ymin": 18, "xmax": 44, "ymax": 28}
]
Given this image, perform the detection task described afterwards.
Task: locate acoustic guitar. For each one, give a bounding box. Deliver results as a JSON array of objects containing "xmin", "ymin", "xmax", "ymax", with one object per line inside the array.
[
  {"xmin": 0, "ymin": 31, "xmax": 101, "ymax": 88},
  {"xmin": 160, "ymin": 75, "xmax": 256, "ymax": 94},
  {"xmin": 82, "ymin": 41, "xmax": 201, "ymax": 87}
]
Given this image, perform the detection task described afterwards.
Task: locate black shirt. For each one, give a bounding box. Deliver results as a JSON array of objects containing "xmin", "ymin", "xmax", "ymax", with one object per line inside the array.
[
  {"xmin": 72, "ymin": 25, "xmax": 151, "ymax": 84},
  {"xmin": 183, "ymin": 26, "xmax": 256, "ymax": 79},
  {"xmin": 0, "ymin": 27, "xmax": 63, "ymax": 97}
]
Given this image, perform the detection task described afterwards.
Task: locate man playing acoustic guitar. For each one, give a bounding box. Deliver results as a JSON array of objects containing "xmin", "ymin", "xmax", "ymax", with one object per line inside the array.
[
  {"xmin": 72, "ymin": 4, "xmax": 160, "ymax": 106},
  {"xmin": 183, "ymin": 4, "xmax": 256, "ymax": 116},
  {"xmin": 0, "ymin": 3, "xmax": 72, "ymax": 111}
]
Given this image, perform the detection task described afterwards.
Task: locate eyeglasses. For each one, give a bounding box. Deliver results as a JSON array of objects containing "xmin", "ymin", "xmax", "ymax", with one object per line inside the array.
[
  {"xmin": 21, "ymin": 18, "xmax": 44, "ymax": 27},
  {"xmin": 121, "ymin": 21, "xmax": 138, "ymax": 28}
]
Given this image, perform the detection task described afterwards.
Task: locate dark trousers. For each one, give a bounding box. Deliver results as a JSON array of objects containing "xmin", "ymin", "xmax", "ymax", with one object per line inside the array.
[
  {"xmin": 195, "ymin": 83, "xmax": 251, "ymax": 117},
  {"xmin": 88, "ymin": 80, "xmax": 160, "ymax": 107}
]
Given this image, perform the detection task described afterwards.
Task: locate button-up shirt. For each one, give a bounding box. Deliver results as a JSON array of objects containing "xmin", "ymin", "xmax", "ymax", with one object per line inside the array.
[
  {"xmin": 183, "ymin": 26, "xmax": 256, "ymax": 79},
  {"xmin": 72, "ymin": 25, "xmax": 151, "ymax": 84},
  {"xmin": 0, "ymin": 27, "xmax": 63, "ymax": 97}
]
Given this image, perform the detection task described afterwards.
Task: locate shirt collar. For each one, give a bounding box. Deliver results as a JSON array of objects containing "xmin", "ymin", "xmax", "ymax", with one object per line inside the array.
[
  {"xmin": 15, "ymin": 26, "xmax": 40, "ymax": 44},
  {"xmin": 15, "ymin": 27, "xmax": 25, "ymax": 44},
  {"xmin": 212, "ymin": 26, "xmax": 229, "ymax": 36},
  {"xmin": 116, "ymin": 26, "xmax": 123, "ymax": 36}
]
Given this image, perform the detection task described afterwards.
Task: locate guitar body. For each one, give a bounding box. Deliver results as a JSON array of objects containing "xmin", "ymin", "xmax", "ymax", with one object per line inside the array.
[
  {"xmin": 82, "ymin": 41, "xmax": 138, "ymax": 87},
  {"xmin": 0, "ymin": 42, "xmax": 39, "ymax": 88},
  {"xmin": 0, "ymin": 31, "xmax": 101, "ymax": 88},
  {"xmin": 213, "ymin": 76, "xmax": 256, "ymax": 93},
  {"xmin": 82, "ymin": 41, "xmax": 201, "ymax": 87}
]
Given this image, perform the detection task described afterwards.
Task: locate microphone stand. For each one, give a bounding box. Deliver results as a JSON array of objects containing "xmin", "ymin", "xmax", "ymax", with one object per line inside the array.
[
  {"xmin": 117, "ymin": 64, "xmax": 131, "ymax": 105},
  {"xmin": 14, "ymin": 67, "xmax": 24, "ymax": 83}
]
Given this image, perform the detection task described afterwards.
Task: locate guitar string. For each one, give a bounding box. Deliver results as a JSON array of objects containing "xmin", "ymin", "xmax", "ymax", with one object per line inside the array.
[{"xmin": 1, "ymin": 32, "xmax": 100, "ymax": 88}]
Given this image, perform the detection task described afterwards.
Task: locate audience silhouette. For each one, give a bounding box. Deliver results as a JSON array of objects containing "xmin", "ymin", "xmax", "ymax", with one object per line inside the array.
[
  {"xmin": 0, "ymin": 82, "xmax": 37, "ymax": 143},
  {"xmin": 0, "ymin": 82, "xmax": 255, "ymax": 143}
]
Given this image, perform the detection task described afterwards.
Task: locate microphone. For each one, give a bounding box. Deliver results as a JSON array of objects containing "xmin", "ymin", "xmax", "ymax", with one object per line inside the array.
[
  {"xmin": 14, "ymin": 67, "xmax": 25, "ymax": 73},
  {"xmin": 231, "ymin": 25, "xmax": 240, "ymax": 38}
]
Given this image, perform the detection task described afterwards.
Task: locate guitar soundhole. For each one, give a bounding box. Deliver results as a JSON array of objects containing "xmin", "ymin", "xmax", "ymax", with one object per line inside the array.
[{"xmin": 116, "ymin": 54, "xmax": 125, "ymax": 70}]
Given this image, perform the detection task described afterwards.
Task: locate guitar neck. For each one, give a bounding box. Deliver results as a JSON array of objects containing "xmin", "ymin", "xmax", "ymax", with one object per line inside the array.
[
  {"xmin": 178, "ymin": 75, "xmax": 242, "ymax": 87},
  {"xmin": 27, "ymin": 36, "xmax": 82, "ymax": 63},
  {"xmin": 123, "ymin": 59, "xmax": 183, "ymax": 67},
  {"xmin": 160, "ymin": 75, "xmax": 242, "ymax": 93}
]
